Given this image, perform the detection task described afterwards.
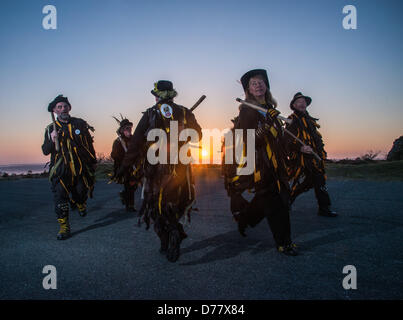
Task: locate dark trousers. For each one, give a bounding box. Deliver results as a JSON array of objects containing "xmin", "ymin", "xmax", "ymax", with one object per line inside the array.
[
  {"xmin": 51, "ymin": 177, "xmax": 89, "ymax": 218},
  {"xmin": 122, "ymin": 180, "xmax": 136, "ymax": 207},
  {"xmin": 153, "ymin": 206, "xmax": 186, "ymax": 246},
  {"xmin": 243, "ymin": 190, "xmax": 292, "ymax": 247},
  {"xmin": 313, "ymin": 174, "xmax": 331, "ymax": 209},
  {"xmin": 291, "ymin": 171, "xmax": 331, "ymax": 209}
]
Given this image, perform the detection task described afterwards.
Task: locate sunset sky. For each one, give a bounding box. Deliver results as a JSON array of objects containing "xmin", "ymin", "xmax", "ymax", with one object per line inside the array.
[{"xmin": 0, "ymin": 0, "xmax": 402, "ymax": 165}]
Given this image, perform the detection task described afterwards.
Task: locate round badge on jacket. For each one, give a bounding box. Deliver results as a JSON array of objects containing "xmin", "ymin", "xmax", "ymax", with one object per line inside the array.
[
  {"xmin": 160, "ymin": 104, "xmax": 173, "ymax": 119},
  {"xmin": 75, "ymin": 129, "xmax": 81, "ymax": 135}
]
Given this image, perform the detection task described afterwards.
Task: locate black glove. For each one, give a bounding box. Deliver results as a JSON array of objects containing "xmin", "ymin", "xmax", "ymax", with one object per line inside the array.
[{"xmin": 256, "ymin": 108, "xmax": 281, "ymax": 143}]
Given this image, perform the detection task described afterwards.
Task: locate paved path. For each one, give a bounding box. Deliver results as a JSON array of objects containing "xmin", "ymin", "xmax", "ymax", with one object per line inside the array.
[{"xmin": 0, "ymin": 172, "xmax": 402, "ymax": 299}]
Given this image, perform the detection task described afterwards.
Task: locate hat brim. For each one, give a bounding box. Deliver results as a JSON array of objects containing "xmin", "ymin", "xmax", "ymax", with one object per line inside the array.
[
  {"xmin": 150, "ymin": 89, "xmax": 177, "ymax": 99},
  {"xmin": 291, "ymin": 95, "xmax": 312, "ymax": 109},
  {"xmin": 48, "ymin": 102, "xmax": 72, "ymax": 112},
  {"xmin": 48, "ymin": 95, "xmax": 71, "ymax": 112},
  {"xmin": 240, "ymin": 69, "xmax": 270, "ymax": 91}
]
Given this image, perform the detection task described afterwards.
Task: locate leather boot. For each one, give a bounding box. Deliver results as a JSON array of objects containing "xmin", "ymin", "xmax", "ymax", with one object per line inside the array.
[
  {"xmin": 76, "ymin": 202, "xmax": 87, "ymax": 217},
  {"xmin": 57, "ymin": 216, "xmax": 71, "ymax": 240},
  {"xmin": 277, "ymin": 243, "xmax": 298, "ymax": 256},
  {"xmin": 318, "ymin": 207, "xmax": 338, "ymax": 217},
  {"xmin": 167, "ymin": 229, "xmax": 181, "ymax": 262}
]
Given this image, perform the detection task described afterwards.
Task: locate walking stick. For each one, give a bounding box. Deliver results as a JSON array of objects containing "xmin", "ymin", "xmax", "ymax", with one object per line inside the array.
[
  {"xmin": 236, "ymin": 98, "xmax": 292, "ymax": 124},
  {"xmin": 190, "ymin": 95, "xmax": 206, "ymax": 112},
  {"xmin": 235, "ymin": 98, "xmax": 322, "ymax": 161},
  {"xmin": 50, "ymin": 112, "xmax": 60, "ymax": 152},
  {"xmin": 117, "ymin": 135, "xmax": 128, "ymax": 152}
]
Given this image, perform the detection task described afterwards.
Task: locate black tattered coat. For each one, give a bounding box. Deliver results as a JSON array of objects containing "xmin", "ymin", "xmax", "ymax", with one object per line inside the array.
[
  {"xmin": 224, "ymin": 101, "xmax": 290, "ymax": 199},
  {"xmin": 41, "ymin": 117, "xmax": 96, "ymax": 192},
  {"xmin": 122, "ymin": 101, "xmax": 202, "ymax": 220},
  {"xmin": 285, "ymin": 110, "xmax": 327, "ymax": 197}
]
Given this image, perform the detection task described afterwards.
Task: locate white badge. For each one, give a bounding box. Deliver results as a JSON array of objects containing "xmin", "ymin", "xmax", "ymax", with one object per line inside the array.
[
  {"xmin": 160, "ymin": 104, "xmax": 173, "ymax": 119},
  {"xmin": 75, "ymin": 129, "xmax": 81, "ymax": 135}
]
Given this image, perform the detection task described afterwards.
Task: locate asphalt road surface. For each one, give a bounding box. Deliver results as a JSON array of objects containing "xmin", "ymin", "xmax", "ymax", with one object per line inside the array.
[{"xmin": 1, "ymin": 171, "xmax": 402, "ymax": 299}]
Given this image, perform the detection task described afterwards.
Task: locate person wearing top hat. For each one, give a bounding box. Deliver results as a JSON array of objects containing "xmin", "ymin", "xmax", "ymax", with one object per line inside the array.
[
  {"xmin": 118, "ymin": 80, "xmax": 202, "ymax": 262},
  {"xmin": 286, "ymin": 92, "xmax": 337, "ymax": 217},
  {"xmin": 41, "ymin": 95, "xmax": 97, "ymax": 240},
  {"xmin": 110, "ymin": 115, "xmax": 141, "ymax": 212},
  {"xmin": 223, "ymin": 69, "xmax": 298, "ymax": 256}
]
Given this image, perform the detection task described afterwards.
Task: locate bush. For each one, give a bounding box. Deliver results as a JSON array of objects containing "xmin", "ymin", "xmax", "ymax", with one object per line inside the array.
[{"xmin": 358, "ymin": 150, "xmax": 380, "ymax": 161}]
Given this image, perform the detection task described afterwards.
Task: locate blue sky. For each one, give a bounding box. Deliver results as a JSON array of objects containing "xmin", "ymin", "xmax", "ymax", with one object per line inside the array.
[{"xmin": 0, "ymin": 0, "xmax": 402, "ymax": 164}]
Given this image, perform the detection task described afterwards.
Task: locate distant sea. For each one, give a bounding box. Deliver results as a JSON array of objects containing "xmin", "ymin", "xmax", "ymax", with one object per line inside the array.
[{"xmin": 0, "ymin": 163, "xmax": 48, "ymax": 175}]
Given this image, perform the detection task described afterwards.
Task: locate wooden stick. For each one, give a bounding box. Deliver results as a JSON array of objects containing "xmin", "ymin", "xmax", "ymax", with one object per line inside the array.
[
  {"xmin": 283, "ymin": 128, "xmax": 322, "ymax": 161},
  {"xmin": 117, "ymin": 135, "xmax": 128, "ymax": 152},
  {"xmin": 235, "ymin": 98, "xmax": 322, "ymax": 161},
  {"xmin": 51, "ymin": 112, "xmax": 60, "ymax": 152},
  {"xmin": 236, "ymin": 98, "xmax": 292, "ymax": 124},
  {"xmin": 190, "ymin": 95, "xmax": 206, "ymax": 112}
]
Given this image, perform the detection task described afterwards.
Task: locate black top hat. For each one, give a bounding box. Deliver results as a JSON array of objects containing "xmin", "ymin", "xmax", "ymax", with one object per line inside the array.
[
  {"xmin": 240, "ymin": 69, "xmax": 270, "ymax": 91},
  {"xmin": 48, "ymin": 94, "xmax": 71, "ymax": 112},
  {"xmin": 290, "ymin": 92, "xmax": 312, "ymax": 110},
  {"xmin": 151, "ymin": 80, "xmax": 178, "ymax": 99}
]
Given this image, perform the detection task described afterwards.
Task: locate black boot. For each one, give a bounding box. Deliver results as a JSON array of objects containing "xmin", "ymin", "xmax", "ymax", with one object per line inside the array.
[
  {"xmin": 154, "ymin": 218, "xmax": 169, "ymax": 254},
  {"xmin": 119, "ymin": 190, "xmax": 126, "ymax": 206},
  {"xmin": 230, "ymin": 194, "xmax": 249, "ymax": 237},
  {"xmin": 318, "ymin": 207, "xmax": 338, "ymax": 217},
  {"xmin": 177, "ymin": 223, "xmax": 188, "ymax": 241},
  {"xmin": 167, "ymin": 229, "xmax": 181, "ymax": 262},
  {"xmin": 126, "ymin": 189, "xmax": 136, "ymax": 212},
  {"xmin": 159, "ymin": 231, "xmax": 169, "ymax": 254},
  {"xmin": 126, "ymin": 204, "xmax": 136, "ymax": 212},
  {"xmin": 233, "ymin": 211, "xmax": 247, "ymax": 237},
  {"xmin": 277, "ymin": 243, "xmax": 298, "ymax": 256}
]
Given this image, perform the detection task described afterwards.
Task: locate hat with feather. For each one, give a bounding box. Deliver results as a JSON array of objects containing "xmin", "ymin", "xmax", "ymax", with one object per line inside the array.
[
  {"xmin": 112, "ymin": 114, "xmax": 133, "ymax": 135},
  {"xmin": 151, "ymin": 80, "xmax": 178, "ymax": 100}
]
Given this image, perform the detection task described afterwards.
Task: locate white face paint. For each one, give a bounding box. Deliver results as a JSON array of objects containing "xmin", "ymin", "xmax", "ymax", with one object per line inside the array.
[{"xmin": 160, "ymin": 104, "xmax": 173, "ymax": 118}]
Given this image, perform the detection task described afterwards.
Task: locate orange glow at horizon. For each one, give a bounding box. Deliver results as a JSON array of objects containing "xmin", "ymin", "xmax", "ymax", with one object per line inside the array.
[{"xmin": 0, "ymin": 129, "xmax": 396, "ymax": 165}]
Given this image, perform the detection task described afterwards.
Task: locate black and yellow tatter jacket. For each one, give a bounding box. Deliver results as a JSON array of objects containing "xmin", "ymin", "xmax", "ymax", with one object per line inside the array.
[
  {"xmin": 42, "ymin": 117, "xmax": 97, "ymax": 193},
  {"xmin": 224, "ymin": 101, "xmax": 290, "ymax": 197},
  {"xmin": 285, "ymin": 110, "xmax": 327, "ymax": 194},
  {"xmin": 122, "ymin": 101, "xmax": 202, "ymax": 216}
]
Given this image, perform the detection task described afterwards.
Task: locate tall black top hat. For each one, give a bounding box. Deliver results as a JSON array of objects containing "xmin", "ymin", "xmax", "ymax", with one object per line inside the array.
[{"xmin": 240, "ymin": 69, "xmax": 270, "ymax": 91}]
